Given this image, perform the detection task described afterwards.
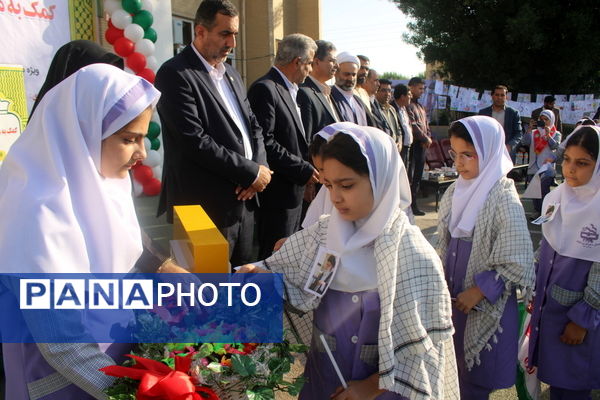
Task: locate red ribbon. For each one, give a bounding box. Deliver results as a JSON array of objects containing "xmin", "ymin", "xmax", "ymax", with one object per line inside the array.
[{"xmin": 100, "ymin": 354, "xmax": 219, "ymax": 400}]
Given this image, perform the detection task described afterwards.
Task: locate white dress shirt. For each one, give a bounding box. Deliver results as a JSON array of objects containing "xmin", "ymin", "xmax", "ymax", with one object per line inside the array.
[{"xmin": 193, "ymin": 45, "xmax": 253, "ymax": 160}]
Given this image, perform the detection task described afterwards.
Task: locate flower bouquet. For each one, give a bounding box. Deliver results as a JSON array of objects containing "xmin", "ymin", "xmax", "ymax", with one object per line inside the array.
[{"xmin": 101, "ymin": 337, "xmax": 307, "ymax": 400}]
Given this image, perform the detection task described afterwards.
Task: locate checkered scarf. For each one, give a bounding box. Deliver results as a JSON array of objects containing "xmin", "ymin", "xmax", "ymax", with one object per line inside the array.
[
  {"xmin": 437, "ymin": 177, "xmax": 535, "ymax": 369},
  {"xmin": 265, "ymin": 209, "xmax": 459, "ymax": 399}
]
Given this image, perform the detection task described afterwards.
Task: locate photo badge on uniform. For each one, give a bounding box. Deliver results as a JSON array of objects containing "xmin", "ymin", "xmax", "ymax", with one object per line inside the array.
[{"xmin": 304, "ymin": 247, "xmax": 340, "ymax": 298}]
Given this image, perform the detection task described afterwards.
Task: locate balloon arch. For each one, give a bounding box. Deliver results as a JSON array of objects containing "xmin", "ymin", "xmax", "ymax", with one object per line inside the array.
[{"xmin": 104, "ymin": 0, "xmax": 163, "ymax": 197}]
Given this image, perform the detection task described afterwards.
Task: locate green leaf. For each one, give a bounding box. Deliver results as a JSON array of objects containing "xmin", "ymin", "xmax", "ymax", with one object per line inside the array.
[
  {"xmin": 246, "ymin": 386, "xmax": 275, "ymax": 400},
  {"xmin": 207, "ymin": 361, "xmax": 224, "ymax": 373},
  {"xmin": 198, "ymin": 343, "xmax": 214, "ymax": 358},
  {"xmin": 231, "ymin": 354, "xmax": 256, "ymax": 377}
]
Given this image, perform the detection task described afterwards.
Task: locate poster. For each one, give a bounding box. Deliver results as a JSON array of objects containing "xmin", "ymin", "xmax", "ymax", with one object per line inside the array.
[
  {"xmin": 0, "ymin": 65, "xmax": 27, "ymax": 164},
  {"xmin": 0, "ymin": 0, "xmax": 71, "ymax": 111}
]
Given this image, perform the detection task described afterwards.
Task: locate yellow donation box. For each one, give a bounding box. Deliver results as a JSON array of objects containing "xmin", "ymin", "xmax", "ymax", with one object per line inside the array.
[{"xmin": 172, "ymin": 205, "xmax": 229, "ymax": 273}]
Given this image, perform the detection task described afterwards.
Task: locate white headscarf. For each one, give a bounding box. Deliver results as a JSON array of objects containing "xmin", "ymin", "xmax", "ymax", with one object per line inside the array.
[
  {"xmin": 449, "ymin": 116, "xmax": 513, "ymax": 238},
  {"xmin": 0, "ymin": 64, "xmax": 160, "ymax": 273},
  {"xmin": 302, "ymin": 122, "xmax": 412, "ymax": 230},
  {"xmin": 540, "ymin": 109, "xmax": 556, "ymax": 128},
  {"xmin": 542, "ymin": 126, "xmax": 600, "ymax": 262},
  {"xmin": 320, "ymin": 123, "xmax": 406, "ymax": 291}
]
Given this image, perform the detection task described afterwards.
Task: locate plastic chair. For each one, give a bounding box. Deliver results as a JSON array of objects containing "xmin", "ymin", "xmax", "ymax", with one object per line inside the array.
[
  {"xmin": 439, "ymin": 138, "xmax": 453, "ymax": 167},
  {"xmin": 426, "ymin": 140, "xmax": 446, "ymax": 169}
]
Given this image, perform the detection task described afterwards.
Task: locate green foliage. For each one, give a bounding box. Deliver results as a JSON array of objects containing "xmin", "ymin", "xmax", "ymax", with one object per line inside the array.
[
  {"xmin": 380, "ymin": 71, "xmax": 410, "ymax": 80},
  {"xmin": 392, "ymin": 0, "xmax": 600, "ymax": 93}
]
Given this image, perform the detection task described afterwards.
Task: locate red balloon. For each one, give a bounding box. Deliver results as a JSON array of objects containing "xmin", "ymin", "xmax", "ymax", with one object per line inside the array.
[
  {"xmin": 114, "ymin": 37, "xmax": 135, "ymax": 57},
  {"xmin": 137, "ymin": 68, "xmax": 155, "ymax": 84},
  {"xmin": 105, "ymin": 26, "xmax": 124, "ymax": 45},
  {"xmin": 143, "ymin": 178, "xmax": 161, "ymax": 196},
  {"xmin": 133, "ymin": 164, "xmax": 153, "ymax": 184},
  {"xmin": 126, "ymin": 52, "xmax": 147, "ymax": 74},
  {"xmin": 108, "ymin": 19, "xmax": 116, "ymax": 30}
]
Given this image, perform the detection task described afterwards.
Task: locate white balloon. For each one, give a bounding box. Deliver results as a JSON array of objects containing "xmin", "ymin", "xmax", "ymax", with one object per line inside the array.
[
  {"xmin": 146, "ymin": 55, "xmax": 159, "ymax": 71},
  {"xmin": 135, "ymin": 38, "xmax": 155, "ymax": 57},
  {"xmin": 144, "ymin": 149, "xmax": 162, "ymax": 167},
  {"xmin": 132, "ymin": 179, "xmax": 144, "ymax": 196},
  {"xmin": 141, "ymin": 0, "xmax": 154, "ymax": 13},
  {"xmin": 124, "ymin": 23, "xmax": 145, "ymax": 42},
  {"xmin": 111, "ymin": 9, "xmax": 132, "ymax": 29},
  {"xmin": 144, "ymin": 137, "xmax": 152, "ymax": 152},
  {"xmin": 152, "ymin": 165, "xmax": 163, "ymax": 180},
  {"xmin": 103, "ymin": 0, "xmax": 121, "ymax": 15}
]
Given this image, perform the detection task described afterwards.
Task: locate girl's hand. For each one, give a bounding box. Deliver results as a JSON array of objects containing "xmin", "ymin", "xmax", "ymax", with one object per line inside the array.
[
  {"xmin": 331, "ymin": 374, "xmax": 385, "ymax": 400},
  {"xmin": 560, "ymin": 321, "xmax": 587, "ymax": 345},
  {"xmin": 273, "ymin": 237, "xmax": 288, "ymax": 252},
  {"xmin": 455, "ymin": 286, "xmax": 485, "ymax": 314},
  {"xmin": 235, "ymin": 264, "xmax": 270, "ymax": 274}
]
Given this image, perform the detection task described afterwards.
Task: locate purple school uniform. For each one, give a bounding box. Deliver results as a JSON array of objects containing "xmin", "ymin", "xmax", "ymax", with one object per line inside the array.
[
  {"xmin": 300, "ymin": 289, "xmax": 407, "ymax": 400},
  {"xmin": 444, "ymin": 238, "xmax": 519, "ymax": 392},
  {"xmin": 528, "ymin": 238, "xmax": 600, "ymax": 391}
]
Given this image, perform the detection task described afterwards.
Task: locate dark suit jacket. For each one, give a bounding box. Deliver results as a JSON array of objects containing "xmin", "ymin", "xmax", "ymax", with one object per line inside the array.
[
  {"xmin": 155, "ymin": 45, "xmax": 267, "ymax": 225},
  {"xmin": 330, "ymin": 85, "xmax": 375, "ymax": 127},
  {"xmin": 248, "ymin": 67, "xmax": 314, "ymax": 209},
  {"xmin": 478, "ymin": 105, "xmax": 523, "ymax": 149},
  {"xmin": 297, "ymin": 76, "xmax": 339, "ymax": 140},
  {"xmin": 371, "ymin": 99, "xmax": 393, "ymax": 135}
]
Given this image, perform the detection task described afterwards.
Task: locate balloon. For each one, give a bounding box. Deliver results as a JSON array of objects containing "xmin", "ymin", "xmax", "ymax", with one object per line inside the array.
[
  {"xmin": 122, "ymin": 0, "xmax": 142, "ymax": 14},
  {"xmin": 135, "ymin": 38, "xmax": 155, "ymax": 57},
  {"xmin": 126, "ymin": 52, "xmax": 146, "ymax": 73},
  {"xmin": 103, "ymin": 0, "xmax": 122, "ymax": 15},
  {"xmin": 141, "ymin": 0, "xmax": 153, "ymax": 13},
  {"xmin": 113, "ymin": 37, "xmax": 135, "ymax": 57},
  {"xmin": 151, "ymin": 165, "xmax": 162, "ymax": 180},
  {"xmin": 110, "ymin": 9, "xmax": 132, "ymax": 29},
  {"xmin": 144, "ymin": 149, "xmax": 162, "ymax": 167},
  {"xmin": 124, "ymin": 23, "xmax": 144, "ymax": 42},
  {"xmin": 137, "ymin": 68, "xmax": 155, "ymax": 84},
  {"xmin": 150, "ymin": 137, "xmax": 161, "ymax": 151},
  {"xmin": 143, "ymin": 27, "xmax": 157, "ymax": 43},
  {"xmin": 144, "ymin": 137, "xmax": 151, "ymax": 151},
  {"xmin": 133, "ymin": 164, "xmax": 153, "ymax": 184},
  {"xmin": 143, "ymin": 178, "xmax": 161, "ymax": 196},
  {"xmin": 147, "ymin": 121, "xmax": 161, "ymax": 139},
  {"xmin": 145, "ymin": 55, "xmax": 158, "ymax": 70},
  {"xmin": 132, "ymin": 179, "xmax": 144, "ymax": 197},
  {"xmin": 105, "ymin": 26, "xmax": 124, "ymax": 45},
  {"xmin": 132, "ymin": 10, "xmax": 153, "ymax": 30}
]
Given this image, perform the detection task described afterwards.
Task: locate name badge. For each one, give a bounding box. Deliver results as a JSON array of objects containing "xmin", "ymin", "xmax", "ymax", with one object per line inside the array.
[{"xmin": 303, "ymin": 247, "xmax": 340, "ymax": 298}]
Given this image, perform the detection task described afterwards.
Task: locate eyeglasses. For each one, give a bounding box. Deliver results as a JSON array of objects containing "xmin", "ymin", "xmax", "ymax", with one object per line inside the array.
[{"xmin": 448, "ymin": 149, "xmax": 476, "ymax": 162}]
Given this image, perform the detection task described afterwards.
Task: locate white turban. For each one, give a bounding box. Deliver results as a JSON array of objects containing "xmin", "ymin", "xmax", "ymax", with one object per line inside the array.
[{"xmin": 336, "ymin": 51, "xmax": 360, "ymax": 66}]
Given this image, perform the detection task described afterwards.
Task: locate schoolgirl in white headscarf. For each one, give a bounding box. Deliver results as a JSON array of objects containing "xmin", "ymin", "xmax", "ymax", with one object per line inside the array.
[
  {"xmin": 528, "ymin": 126, "xmax": 600, "ymax": 399},
  {"xmin": 0, "ymin": 63, "xmax": 160, "ymax": 399},
  {"xmin": 302, "ymin": 122, "xmax": 413, "ymax": 229},
  {"xmin": 240, "ymin": 123, "xmax": 458, "ymax": 399},
  {"xmin": 437, "ymin": 116, "xmax": 534, "ymax": 399}
]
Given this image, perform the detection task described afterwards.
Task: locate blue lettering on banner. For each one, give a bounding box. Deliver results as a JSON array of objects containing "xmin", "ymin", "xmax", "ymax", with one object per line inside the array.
[{"xmin": 0, "ymin": 273, "xmax": 283, "ymax": 344}]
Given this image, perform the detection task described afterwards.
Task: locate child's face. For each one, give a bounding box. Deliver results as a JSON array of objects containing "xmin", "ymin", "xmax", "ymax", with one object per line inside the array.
[
  {"xmin": 450, "ymin": 136, "xmax": 479, "ymax": 180},
  {"xmin": 100, "ymin": 108, "xmax": 152, "ymax": 179},
  {"xmin": 312, "ymin": 155, "xmax": 325, "ymax": 184},
  {"xmin": 322, "ymin": 158, "xmax": 374, "ymax": 221},
  {"xmin": 563, "ymin": 145, "xmax": 596, "ymax": 187}
]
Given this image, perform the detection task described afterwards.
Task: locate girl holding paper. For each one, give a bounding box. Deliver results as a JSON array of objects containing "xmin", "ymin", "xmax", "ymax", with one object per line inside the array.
[
  {"xmin": 528, "ymin": 126, "xmax": 600, "ymax": 399},
  {"xmin": 522, "ymin": 110, "xmax": 562, "ymax": 215},
  {"xmin": 436, "ymin": 116, "xmax": 535, "ymax": 399},
  {"xmin": 238, "ymin": 123, "xmax": 458, "ymax": 399}
]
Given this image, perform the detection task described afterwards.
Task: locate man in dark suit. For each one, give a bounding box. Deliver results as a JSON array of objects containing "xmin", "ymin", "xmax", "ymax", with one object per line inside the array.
[
  {"xmin": 330, "ymin": 51, "xmax": 374, "ymax": 127},
  {"xmin": 155, "ymin": 0, "xmax": 272, "ymax": 266},
  {"xmin": 478, "ymin": 85, "xmax": 523, "ymax": 159},
  {"xmin": 297, "ymin": 40, "xmax": 340, "ymax": 140},
  {"xmin": 364, "ymin": 68, "xmax": 393, "ymax": 135},
  {"xmin": 248, "ymin": 34, "xmax": 319, "ymax": 259}
]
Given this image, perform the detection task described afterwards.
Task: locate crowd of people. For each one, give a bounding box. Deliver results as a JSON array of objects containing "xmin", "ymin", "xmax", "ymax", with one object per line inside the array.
[{"xmin": 0, "ymin": 0, "xmax": 599, "ymax": 399}]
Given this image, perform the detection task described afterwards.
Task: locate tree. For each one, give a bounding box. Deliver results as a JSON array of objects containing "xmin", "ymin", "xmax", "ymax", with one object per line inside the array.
[
  {"xmin": 381, "ymin": 72, "xmax": 410, "ymax": 80},
  {"xmin": 392, "ymin": 0, "xmax": 600, "ymax": 93}
]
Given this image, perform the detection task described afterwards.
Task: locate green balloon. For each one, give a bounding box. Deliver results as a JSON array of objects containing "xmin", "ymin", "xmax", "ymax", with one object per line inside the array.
[
  {"xmin": 122, "ymin": 0, "xmax": 142, "ymax": 14},
  {"xmin": 147, "ymin": 121, "xmax": 161, "ymax": 140},
  {"xmin": 144, "ymin": 27, "xmax": 157, "ymax": 43},
  {"xmin": 133, "ymin": 10, "xmax": 153, "ymax": 30},
  {"xmin": 150, "ymin": 137, "xmax": 161, "ymax": 151}
]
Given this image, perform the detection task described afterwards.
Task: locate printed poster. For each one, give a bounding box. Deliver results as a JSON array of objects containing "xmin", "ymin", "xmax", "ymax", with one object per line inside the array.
[{"xmin": 0, "ymin": 64, "xmax": 27, "ymax": 164}]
